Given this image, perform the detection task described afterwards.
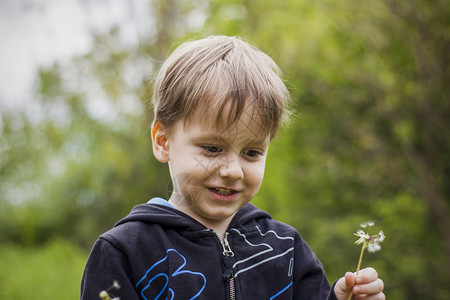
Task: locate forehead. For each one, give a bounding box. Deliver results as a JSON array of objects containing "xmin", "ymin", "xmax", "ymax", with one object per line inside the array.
[{"xmin": 184, "ymin": 101, "xmax": 269, "ymax": 141}]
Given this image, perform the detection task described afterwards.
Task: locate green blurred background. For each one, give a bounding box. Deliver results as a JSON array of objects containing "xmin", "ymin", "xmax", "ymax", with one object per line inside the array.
[{"xmin": 1, "ymin": 0, "xmax": 449, "ymax": 299}]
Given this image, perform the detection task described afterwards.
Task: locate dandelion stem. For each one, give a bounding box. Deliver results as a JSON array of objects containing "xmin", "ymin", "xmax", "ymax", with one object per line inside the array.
[
  {"xmin": 356, "ymin": 242, "xmax": 367, "ymax": 277},
  {"xmin": 347, "ymin": 241, "xmax": 367, "ymax": 300}
]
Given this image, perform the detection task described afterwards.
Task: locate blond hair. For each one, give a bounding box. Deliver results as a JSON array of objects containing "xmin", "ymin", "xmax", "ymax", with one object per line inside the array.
[{"xmin": 151, "ymin": 35, "xmax": 290, "ymax": 139}]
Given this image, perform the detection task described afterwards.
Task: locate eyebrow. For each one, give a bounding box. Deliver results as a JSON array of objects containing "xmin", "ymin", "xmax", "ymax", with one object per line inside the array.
[{"xmin": 197, "ymin": 133, "xmax": 269, "ymax": 148}]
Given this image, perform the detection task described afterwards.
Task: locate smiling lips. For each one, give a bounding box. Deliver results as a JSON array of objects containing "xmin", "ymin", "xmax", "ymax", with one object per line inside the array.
[{"xmin": 209, "ymin": 187, "xmax": 238, "ymax": 196}]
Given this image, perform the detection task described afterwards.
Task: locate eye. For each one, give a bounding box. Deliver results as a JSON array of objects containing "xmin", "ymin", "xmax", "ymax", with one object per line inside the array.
[
  {"xmin": 244, "ymin": 149, "xmax": 263, "ymax": 158},
  {"xmin": 201, "ymin": 145, "xmax": 223, "ymax": 154}
]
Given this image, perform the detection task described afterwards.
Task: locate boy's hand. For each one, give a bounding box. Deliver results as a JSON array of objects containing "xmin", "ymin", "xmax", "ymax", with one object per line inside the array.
[{"xmin": 334, "ymin": 267, "xmax": 385, "ymax": 300}]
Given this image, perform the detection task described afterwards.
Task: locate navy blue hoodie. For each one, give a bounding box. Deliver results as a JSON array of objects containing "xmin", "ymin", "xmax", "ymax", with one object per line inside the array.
[{"xmin": 81, "ymin": 202, "xmax": 337, "ymax": 300}]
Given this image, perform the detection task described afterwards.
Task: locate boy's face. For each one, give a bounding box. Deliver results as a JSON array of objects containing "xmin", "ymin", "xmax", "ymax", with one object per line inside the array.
[{"xmin": 152, "ymin": 105, "xmax": 270, "ymax": 230}]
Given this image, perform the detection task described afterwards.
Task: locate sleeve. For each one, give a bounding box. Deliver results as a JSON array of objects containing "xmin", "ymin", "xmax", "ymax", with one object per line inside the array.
[
  {"xmin": 291, "ymin": 232, "xmax": 338, "ymax": 300},
  {"xmin": 80, "ymin": 237, "xmax": 140, "ymax": 300},
  {"xmin": 328, "ymin": 282, "xmax": 339, "ymax": 300}
]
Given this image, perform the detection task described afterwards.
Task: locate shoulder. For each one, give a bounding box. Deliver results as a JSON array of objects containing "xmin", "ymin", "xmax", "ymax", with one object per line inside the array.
[
  {"xmin": 96, "ymin": 205, "xmax": 170, "ymax": 250},
  {"xmin": 232, "ymin": 207, "xmax": 304, "ymax": 250},
  {"xmin": 95, "ymin": 203, "xmax": 209, "ymax": 251},
  {"xmin": 97, "ymin": 219, "xmax": 148, "ymax": 251},
  {"xmin": 249, "ymin": 211, "xmax": 317, "ymax": 260},
  {"xmin": 243, "ymin": 204, "xmax": 301, "ymax": 237},
  {"xmin": 255, "ymin": 217, "xmax": 299, "ymax": 237}
]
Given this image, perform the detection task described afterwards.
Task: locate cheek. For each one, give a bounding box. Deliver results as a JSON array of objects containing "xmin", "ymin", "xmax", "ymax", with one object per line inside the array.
[
  {"xmin": 175, "ymin": 158, "xmax": 217, "ymax": 184},
  {"xmin": 192, "ymin": 155, "xmax": 226, "ymax": 177},
  {"xmin": 170, "ymin": 147, "xmax": 204, "ymax": 172},
  {"xmin": 245, "ymin": 161, "xmax": 266, "ymax": 188}
]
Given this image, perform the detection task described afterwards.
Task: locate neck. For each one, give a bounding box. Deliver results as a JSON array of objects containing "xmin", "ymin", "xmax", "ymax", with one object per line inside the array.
[
  {"xmin": 168, "ymin": 196, "xmax": 234, "ymax": 240},
  {"xmin": 207, "ymin": 220, "xmax": 232, "ymax": 240}
]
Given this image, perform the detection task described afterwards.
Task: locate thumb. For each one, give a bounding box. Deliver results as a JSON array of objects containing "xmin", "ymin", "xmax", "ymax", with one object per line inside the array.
[
  {"xmin": 334, "ymin": 272, "xmax": 356, "ymax": 300},
  {"xmin": 344, "ymin": 272, "xmax": 356, "ymax": 291}
]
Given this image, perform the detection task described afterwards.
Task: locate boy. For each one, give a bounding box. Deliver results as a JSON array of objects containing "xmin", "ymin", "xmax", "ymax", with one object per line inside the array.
[{"xmin": 81, "ymin": 36, "xmax": 384, "ymax": 300}]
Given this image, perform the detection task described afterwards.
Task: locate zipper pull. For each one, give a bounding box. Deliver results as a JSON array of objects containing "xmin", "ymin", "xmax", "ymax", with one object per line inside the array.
[
  {"xmin": 215, "ymin": 232, "xmax": 236, "ymax": 299},
  {"xmin": 214, "ymin": 231, "xmax": 234, "ymax": 280},
  {"xmin": 221, "ymin": 232, "xmax": 235, "ymax": 257}
]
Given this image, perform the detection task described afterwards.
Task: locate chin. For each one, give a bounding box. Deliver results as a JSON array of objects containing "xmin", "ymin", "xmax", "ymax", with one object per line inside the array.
[{"xmin": 205, "ymin": 203, "xmax": 243, "ymax": 219}]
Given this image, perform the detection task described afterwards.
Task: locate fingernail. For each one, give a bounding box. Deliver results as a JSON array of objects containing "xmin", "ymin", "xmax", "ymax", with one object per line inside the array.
[{"xmin": 353, "ymin": 286, "xmax": 360, "ymax": 293}]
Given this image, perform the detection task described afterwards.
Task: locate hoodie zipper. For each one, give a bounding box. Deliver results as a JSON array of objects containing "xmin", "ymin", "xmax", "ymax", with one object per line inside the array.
[{"xmin": 214, "ymin": 231, "xmax": 236, "ymax": 300}]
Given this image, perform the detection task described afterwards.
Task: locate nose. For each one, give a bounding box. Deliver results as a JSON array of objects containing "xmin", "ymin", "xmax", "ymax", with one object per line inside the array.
[{"xmin": 218, "ymin": 155, "xmax": 244, "ymax": 180}]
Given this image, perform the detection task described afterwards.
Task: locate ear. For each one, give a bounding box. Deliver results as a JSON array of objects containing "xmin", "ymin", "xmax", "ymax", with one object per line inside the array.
[{"xmin": 151, "ymin": 121, "xmax": 170, "ymax": 163}]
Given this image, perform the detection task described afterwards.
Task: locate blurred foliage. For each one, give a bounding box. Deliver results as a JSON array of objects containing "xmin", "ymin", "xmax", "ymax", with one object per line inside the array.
[
  {"xmin": 0, "ymin": 0, "xmax": 449, "ymax": 299},
  {"xmin": 0, "ymin": 239, "xmax": 86, "ymax": 299}
]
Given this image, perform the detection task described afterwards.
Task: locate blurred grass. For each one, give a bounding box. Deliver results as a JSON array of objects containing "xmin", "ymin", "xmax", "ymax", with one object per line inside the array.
[{"xmin": 0, "ymin": 239, "xmax": 88, "ymax": 299}]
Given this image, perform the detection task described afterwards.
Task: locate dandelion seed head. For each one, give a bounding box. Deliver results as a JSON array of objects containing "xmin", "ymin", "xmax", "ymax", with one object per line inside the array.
[
  {"xmin": 354, "ymin": 229, "xmax": 371, "ymax": 245},
  {"xmin": 378, "ymin": 231, "xmax": 385, "ymax": 242},
  {"xmin": 356, "ymin": 229, "xmax": 365, "ymax": 236},
  {"xmin": 360, "ymin": 221, "xmax": 374, "ymax": 228},
  {"xmin": 368, "ymin": 243, "xmax": 381, "ymax": 253},
  {"xmin": 353, "ymin": 222, "xmax": 385, "ymax": 253}
]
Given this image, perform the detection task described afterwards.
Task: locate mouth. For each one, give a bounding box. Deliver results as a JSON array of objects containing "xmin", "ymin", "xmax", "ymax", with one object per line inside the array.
[{"xmin": 209, "ymin": 187, "xmax": 238, "ymax": 196}]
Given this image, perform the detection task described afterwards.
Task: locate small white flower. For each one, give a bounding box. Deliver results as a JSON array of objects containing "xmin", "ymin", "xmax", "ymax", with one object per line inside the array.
[
  {"xmin": 99, "ymin": 281, "xmax": 121, "ymax": 300},
  {"xmin": 112, "ymin": 281, "xmax": 121, "ymax": 290}
]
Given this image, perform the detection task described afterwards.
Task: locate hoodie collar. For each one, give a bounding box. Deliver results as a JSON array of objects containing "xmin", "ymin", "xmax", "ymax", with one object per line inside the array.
[{"xmin": 114, "ymin": 201, "xmax": 271, "ymax": 232}]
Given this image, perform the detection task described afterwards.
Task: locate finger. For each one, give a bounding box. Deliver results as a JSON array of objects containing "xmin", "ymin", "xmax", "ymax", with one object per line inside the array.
[
  {"xmin": 345, "ymin": 272, "xmax": 356, "ymax": 290},
  {"xmin": 334, "ymin": 273, "xmax": 357, "ymax": 299},
  {"xmin": 355, "ymin": 267, "xmax": 378, "ymax": 284},
  {"xmin": 353, "ymin": 292, "xmax": 385, "ymax": 300},
  {"xmin": 353, "ymin": 279, "xmax": 384, "ymax": 295}
]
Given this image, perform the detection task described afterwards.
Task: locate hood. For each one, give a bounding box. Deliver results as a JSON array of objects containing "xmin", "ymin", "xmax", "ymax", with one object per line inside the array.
[{"xmin": 114, "ymin": 202, "xmax": 272, "ymax": 231}]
